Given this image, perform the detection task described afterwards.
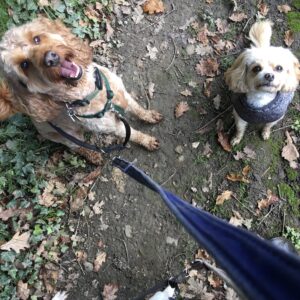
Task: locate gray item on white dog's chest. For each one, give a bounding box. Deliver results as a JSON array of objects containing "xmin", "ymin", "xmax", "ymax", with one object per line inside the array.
[{"xmin": 232, "ymin": 92, "xmax": 294, "ymax": 123}]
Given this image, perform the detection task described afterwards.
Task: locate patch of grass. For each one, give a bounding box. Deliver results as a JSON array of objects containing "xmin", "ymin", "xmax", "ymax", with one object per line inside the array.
[
  {"xmin": 287, "ymin": 12, "xmax": 300, "ymax": 32},
  {"xmin": 292, "ymin": 0, "xmax": 300, "ymax": 10},
  {"xmin": 278, "ymin": 183, "xmax": 300, "ymax": 217},
  {"xmin": 220, "ymin": 56, "xmax": 235, "ymax": 72},
  {"xmin": 5, "ymin": 0, "xmax": 112, "ymax": 39},
  {"xmin": 285, "ymin": 167, "xmax": 299, "ymax": 181},
  {"xmin": 0, "ymin": 1, "xmax": 9, "ymax": 36},
  {"xmin": 284, "ymin": 226, "xmax": 300, "ymax": 250}
]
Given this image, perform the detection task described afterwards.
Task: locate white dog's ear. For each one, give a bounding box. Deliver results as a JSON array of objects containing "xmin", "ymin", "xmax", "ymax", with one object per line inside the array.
[
  {"xmin": 249, "ymin": 20, "xmax": 273, "ymax": 48},
  {"xmin": 224, "ymin": 52, "xmax": 249, "ymax": 93},
  {"xmin": 282, "ymin": 59, "xmax": 300, "ymax": 92}
]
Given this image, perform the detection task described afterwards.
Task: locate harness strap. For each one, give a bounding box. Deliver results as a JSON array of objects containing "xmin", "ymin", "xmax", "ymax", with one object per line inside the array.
[{"xmin": 48, "ymin": 117, "xmax": 131, "ymax": 154}]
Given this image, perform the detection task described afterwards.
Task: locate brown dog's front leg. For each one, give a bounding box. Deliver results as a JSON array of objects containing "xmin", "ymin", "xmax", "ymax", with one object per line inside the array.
[
  {"xmin": 0, "ymin": 82, "xmax": 17, "ymax": 120},
  {"xmin": 73, "ymin": 147, "xmax": 104, "ymax": 166}
]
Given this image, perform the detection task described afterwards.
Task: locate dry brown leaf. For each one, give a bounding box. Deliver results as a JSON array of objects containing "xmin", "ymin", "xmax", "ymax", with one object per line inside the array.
[
  {"xmin": 203, "ymin": 78, "xmax": 213, "ymax": 97},
  {"xmin": 92, "ymin": 201, "xmax": 104, "ymax": 215},
  {"xmin": 76, "ymin": 250, "xmax": 88, "ymax": 263},
  {"xmin": 41, "ymin": 263, "xmax": 59, "ymax": 293},
  {"xmin": 216, "ymin": 190, "xmax": 233, "ymax": 205},
  {"xmin": 257, "ymin": 189, "xmax": 279, "ymax": 211},
  {"xmin": 258, "ymin": 3, "xmax": 269, "ymax": 16},
  {"xmin": 284, "ymin": 30, "xmax": 294, "ymax": 47},
  {"xmin": 215, "ymin": 18, "xmax": 228, "ymax": 33},
  {"xmin": 1, "ymin": 231, "xmax": 30, "ymax": 253},
  {"xmin": 208, "ymin": 273, "xmax": 223, "ymax": 288},
  {"xmin": 175, "ymin": 102, "xmax": 190, "ymax": 118},
  {"xmin": 243, "ymin": 146, "xmax": 256, "ymax": 159},
  {"xmin": 0, "ymin": 208, "xmax": 18, "ymax": 221},
  {"xmin": 112, "ymin": 168, "xmax": 126, "ymax": 193},
  {"xmin": 233, "ymin": 151, "xmax": 245, "ymax": 161},
  {"xmin": 277, "ymin": 4, "xmax": 291, "ymax": 13},
  {"xmin": 196, "ymin": 58, "xmax": 219, "ymax": 77},
  {"xmin": 70, "ymin": 186, "xmax": 88, "ymax": 211},
  {"xmin": 105, "ymin": 20, "xmax": 114, "ymax": 41},
  {"xmin": 102, "ymin": 284, "xmax": 119, "ymax": 300},
  {"xmin": 17, "ymin": 281, "xmax": 30, "ymax": 300},
  {"xmin": 217, "ymin": 131, "xmax": 232, "ymax": 152},
  {"xmin": 196, "ymin": 24, "xmax": 210, "ymax": 45},
  {"xmin": 229, "ymin": 12, "xmax": 247, "ymax": 22},
  {"xmin": 180, "ymin": 89, "xmax": 192, "ymax": 97},
  {"xmin": 229, "ymin": 216, "xmax": 243, "ymax": 227},
  {"xmin": 281, "ymin": 131, "xmax": 299, "ymax": 168},
  {"xmin": 82, "ymin": 167, "xmax": 102, "ymax": 185},
  {"xmin": 242, "ymin": 165, "xmax": 251, "ymax": 177},
  {"xmin": 202, "ymin": 142, "xmax": 213, "ymax": 157},
  {"xmin": 94, "ymin": 251, "xmax": 107, "ymax": 272},
  {"xmin": 143, "ymin": 0, "xmax": 164, "ymax": 14}
]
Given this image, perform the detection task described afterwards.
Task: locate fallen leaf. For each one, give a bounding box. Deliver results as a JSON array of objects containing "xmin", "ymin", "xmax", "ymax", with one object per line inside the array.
[
  {"xmin": 233, "ymin": 151, "xmax": 246, "ymax": 161},
  {"xmin": 217, "ymin": 131, "xmax": 232, "ymax": 152},
  {"xmin": 229, "ymin": 216, "xmax": 243, "ymax": 227},
  {"xmin": 17, "ymin": 281, "xmax": 30, "ymax": 300},
  {"xmin": 175, "ymin": 102, "xmax": 190, "ymax": 118},
  {"xmin": 215, "ymin": 18, "xmax": 228, "ymax": 33},
  {"xmin": 243, "ymin": 146, "xmax": 256, "ymax": 159},
  {"xmin": 284, "ymin": 30, "xmax": 294, "ymax": 47},
  {"xmin": 257, "ymin": 190, "xmax": 279, "ymax": 211},
  {"xmin": 213, "ymin": 94, "xmax": 221, "ymax": 109},
  {"xmin": 94, "ymin": 251, "xmax": 107, "ymax": 272},
  {"xmin": 202, "ymin": 142, "xmax": 213, "ymax": 157},
  {"xmin": 93, "ymin": 201, "xmax": 104, "ymax": 215},
  {"xmin": 258, "ymin": 2, "xmax": 269, "ymax": 16},
  {"xmin": 229, "ymin": 210, "xmax": 252, "ymax": 228},
  {"xmin": 229, "ymin": 12, "xmax": 247, "ymax": 22},
  {"xmin": 226, "ymin": 166, "xmax": 250, "ymax": 183},
  {"xmin": 216, "ymin": 190, "xmax": 233, "ymax": 205},
  {"xmin": 208, "ymin": 273, "xmax": 223, "ymax": 288},
  {"xmin": 188, "ymin": 81, "xmax": 197, "ymax": 88},
  {"xmin": 112, "ymin": 168, "xmax": 126, "ymax": 193},
  {"xmin": 41, "ymin": 263, "xmax": 59, "ymax": 293},
  {"xmin": 196, "ymin": 24, "xmax": 210, "ymax": 45},
  {"xmin": 131, "ymin": 6, "xmax": 144, "ymax": 24},
  {"xmin": 38, "ymin": 0, "xmax": 49, "ymax": 6},
  {"xmin": 277, "ymin": 4, "xmax": 291, "ymax": 13},
  {"xmin": 203, "ymin": 78, "xmax": 213, "ymax": 97},
  {"xmin": 0, "ymin": 208, "xmax": 18, "ymax": 221},
  {"xmin": 82, "ymin": 167, "xmax": 102, "ymax": 185},
  {"xmin": 281, "ymin": 131, "xmax": 299, "ymax": 168},
  {"xmin": 102, "ymin": 284, "xmax": 118, "ymax": 300},
  {"xmin": 52, "ymin": 291, "xmax": 68, "ymax": 300},
  {"xmin": 70, "ymin": 186, "xmax": 87, "ymax": 211},
  {"xmin": 195, "ymin": 44, "xmax": 214, "ymax": 56},
  {"xmin": 196, "ymin": 58, "xmax": 219, "ymax": 77},
  {"xmin": 0, "ymin": 231, "xmax": 30, "ymax": 253},
  {"xmin": 76, "ymin": 250, "xmax": 88, "ymax": 263},
  {"xmin": 242, "ymin": 165, "xmax": 251, "ymax": 177},
  {"xmin": 143, "ymin": 0, "xmax": 164, "ymax": 14},
  {"xmin": 180, "ymin": 89, "xmax": 192, "ymax": 97},
  {"xmin": 145, "ymin": 44, "xmax": 159, "ymax": 60},
  {"xmin": 105, "ymin": 20, "xmax": 114, "ymax": 41}
]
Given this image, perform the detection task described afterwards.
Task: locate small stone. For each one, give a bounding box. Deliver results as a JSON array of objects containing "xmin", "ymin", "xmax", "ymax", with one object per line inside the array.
[
  {"xmin": 166, "ymin": 237, "xmax": 178, "ymax": 246},
  {"xmin": 125, "ymin": 225, "xmax": 132, "ymax": 238},
  {"xmin": 178, "ymin": 155, "xmax": 185, "ymax": 162},
  {"xmin": 191, "ymin": 187, "xmax": 198, "ymax": 193},
  {"xmin": 192, "ymin": 142, "xmax": 200, "ymax": 149},
  {"xmin": 175, "ymin": 145, "xmax": 184, "ymax": 154},
  {"xmin": 83, "ymin": 261, "xmax": 94, "ymax": 272}
]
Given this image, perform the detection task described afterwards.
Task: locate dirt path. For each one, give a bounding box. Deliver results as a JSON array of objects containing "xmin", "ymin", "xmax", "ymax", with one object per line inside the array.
[{"xmin": 60, "ymin": 1, "xmax": 300, "ymax": 299}]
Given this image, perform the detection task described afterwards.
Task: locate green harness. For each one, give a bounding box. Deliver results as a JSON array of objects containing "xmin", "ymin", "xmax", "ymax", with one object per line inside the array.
[{"xmin": 66, "ymin": 67, "xmax": 125, "ymax": 120}]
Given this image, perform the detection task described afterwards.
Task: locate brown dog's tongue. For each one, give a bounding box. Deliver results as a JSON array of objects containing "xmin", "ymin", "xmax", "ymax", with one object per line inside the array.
[{"xmin": 60, "ymin": 61, "xmax": 79, "ymax": 78}]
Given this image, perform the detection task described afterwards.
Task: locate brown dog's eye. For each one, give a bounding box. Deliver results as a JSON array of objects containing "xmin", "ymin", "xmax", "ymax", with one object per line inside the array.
[
  {"xmin": 252, "ymin": 66, "xmax": 262, "ymax": 73},
  {"xmin": 275, "ymin": 65, "xmax": 283, "ymax": 72},
  {"xmin": 20, "ymin": 60, "xmax": 30, "ymax": 70},
  {"xmin": 33, "ymin": 36, "xmax": 40, "ymax": 44}
]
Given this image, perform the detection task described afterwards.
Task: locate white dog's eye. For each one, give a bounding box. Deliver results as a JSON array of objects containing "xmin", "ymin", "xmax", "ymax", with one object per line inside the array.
[
  {"xmin": 20, "ymin": 60, "xmax": 29, "ymax": 70},
  {"xmin": 33, "ymin": 36, "xmax": 40, "ymax": 44},
  {"xmin": 275, "ymin": 65, "xmax": 283, "ymax": 72},
  {"xmin": 252, "ymin": 65, "xmax": 262, "ymax": 73}
]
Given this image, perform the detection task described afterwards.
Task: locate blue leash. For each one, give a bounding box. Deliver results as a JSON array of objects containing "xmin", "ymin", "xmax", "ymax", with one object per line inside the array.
[{"xmin": 112, "ymin": 157, "xmax": 300, "ymax": 300}]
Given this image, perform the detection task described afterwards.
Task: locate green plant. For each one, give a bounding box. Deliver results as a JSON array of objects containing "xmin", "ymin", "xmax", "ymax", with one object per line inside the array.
[
  {"xmin": 291, "ymin": 119, "xmax": 300, "ymax": 132},
  {"xmin": 284, "ymin": 226, "xmax": 300, "ymax": 250},
  {"xmin": 5, "ymin": 0, "xmax": 112, "ymax": 40}
]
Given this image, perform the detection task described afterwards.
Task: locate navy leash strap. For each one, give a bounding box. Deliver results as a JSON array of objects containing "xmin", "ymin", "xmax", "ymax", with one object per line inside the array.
[
  {"xmin": 48, "ymin": 119, "xmax": 131, "ymax": 154},
  {"xmin": 112, "ymin": 157, "xmax": 300, "ymax": 300}
]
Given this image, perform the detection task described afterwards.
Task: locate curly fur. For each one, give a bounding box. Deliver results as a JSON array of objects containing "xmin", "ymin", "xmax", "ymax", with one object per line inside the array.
[{"xmin": 0, "ymin": 17, "xmax": 163, "ymax": 163}]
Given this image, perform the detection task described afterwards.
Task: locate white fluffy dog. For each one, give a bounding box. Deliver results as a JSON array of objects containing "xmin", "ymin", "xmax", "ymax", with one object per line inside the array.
[{"xmin": 225, "ymin": 21, "xmax": 300, "ymax": 145}]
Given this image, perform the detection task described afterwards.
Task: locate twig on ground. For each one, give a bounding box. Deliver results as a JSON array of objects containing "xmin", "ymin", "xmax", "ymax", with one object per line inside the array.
[
  {"xmin": 231, "ymin": 194, "xmax": 257, "ymax": 216},
  {"xmin": 243, "ymin": 16, "xmax": 253, "ymax": 32},
  {"xmin": 271, "ymin": 124, "xmax": 292, "ymax": 133},
  {"xmin": 196, "ymin": 106, "xmax": 232, "ymax": 133},
  {"xmin": 160, "ymin": 169, "xmax": 177, "ymax": 186},
  {"xmin": 116, "ymin": 237, "xmax": 129, "ymax": 265},
  {"xmin": 165, "ymin": 36, "xmax": 177, "ymax": 71},
  {"xmin": 261, "ymin": 167, "xmax": 270, "ymax": 178},
  {"xmin": 139, "ymin": 75, "xmax": 151, "ymax": 109},
  {"xmin": 258, "ymin": 204, "xmax": 280, "ymax": 226}
]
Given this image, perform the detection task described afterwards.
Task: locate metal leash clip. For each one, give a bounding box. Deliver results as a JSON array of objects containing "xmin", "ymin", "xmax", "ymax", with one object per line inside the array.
[{"xmin": 65, "ymin": 103, "xmax": 77, "ymax": 122}]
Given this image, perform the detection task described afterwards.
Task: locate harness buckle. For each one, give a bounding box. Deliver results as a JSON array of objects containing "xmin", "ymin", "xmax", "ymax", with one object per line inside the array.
[{"xmin": 65, "ymin": 103, "xmax": 77, "ymax": 122}]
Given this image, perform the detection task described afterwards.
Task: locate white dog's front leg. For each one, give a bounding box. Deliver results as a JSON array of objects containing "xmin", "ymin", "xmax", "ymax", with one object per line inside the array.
[
  {"xmin": 231, "ymin": 110, "xmax": 248, "ymax": 146},
  {"xmin": 261, "ymin": 117, "xmax": 282, "ymax": 140}
]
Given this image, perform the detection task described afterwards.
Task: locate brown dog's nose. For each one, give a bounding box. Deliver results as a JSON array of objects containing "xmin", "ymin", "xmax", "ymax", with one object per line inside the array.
[
  {"xmin": 44, "ymin": 51, "xmax": 60, "ymax": 67},
  {"xmin": 264, "ymin": 73, "xmax": 274, "ymax": 82}
]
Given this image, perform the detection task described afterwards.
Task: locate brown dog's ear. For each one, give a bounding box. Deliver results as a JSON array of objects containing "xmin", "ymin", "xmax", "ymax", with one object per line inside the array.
[
  {"xmin": 0, "ymin": 82, "xmax": 17, "ymax": 120},
  {"xmin": 224, "ymin": 52, "xmax": 249, "ymax": 93}
]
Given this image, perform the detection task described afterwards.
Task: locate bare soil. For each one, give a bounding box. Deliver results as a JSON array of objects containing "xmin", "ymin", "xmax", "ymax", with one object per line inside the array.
[{"xmin": 58, "ymin": 1, "xmax": 300, "ymax": 299}]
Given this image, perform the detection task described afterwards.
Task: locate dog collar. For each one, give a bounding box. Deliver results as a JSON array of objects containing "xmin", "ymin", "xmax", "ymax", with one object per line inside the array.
[
  {"xmin": 232, "ymin": 91, "xmax": 294, "ymax": 124},
  {"xmin": 66, "ymin": 67, "xmax": 125, "ymax": 121}
]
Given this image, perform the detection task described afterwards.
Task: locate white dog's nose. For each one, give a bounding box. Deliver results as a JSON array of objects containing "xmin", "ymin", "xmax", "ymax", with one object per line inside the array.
[
  {"xmin": 44, "ymin": 51, "xmax": 59, "ymax": 67},
  {"xmin": 264, "ymin": 73, "xmax": 274, "ymax": 82}
]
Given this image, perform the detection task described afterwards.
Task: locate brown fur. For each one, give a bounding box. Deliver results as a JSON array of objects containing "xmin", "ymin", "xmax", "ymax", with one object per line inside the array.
[{"xmin": 0, "ymin": 18, "xmax": 163, "ymax": 164}]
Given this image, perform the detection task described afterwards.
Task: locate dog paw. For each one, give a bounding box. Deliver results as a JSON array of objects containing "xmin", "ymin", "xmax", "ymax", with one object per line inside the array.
[
  {"xmin": 231, "ymin": 136, "xmax": 242, "ymax": 146},
  {"xmin": 262, "ymin": 129, "xmax": 271, "ymax": 140},
  {"xmin": 143, "ymin": 110, "xmax": 163, "ymax": 124},
  {"xmin": 74, "ymin": 147, "xmax": 104, "ymax": 166},
  {"xmin": 145, "ymin": 137, "xmax": 160, "ymax": 151}
]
